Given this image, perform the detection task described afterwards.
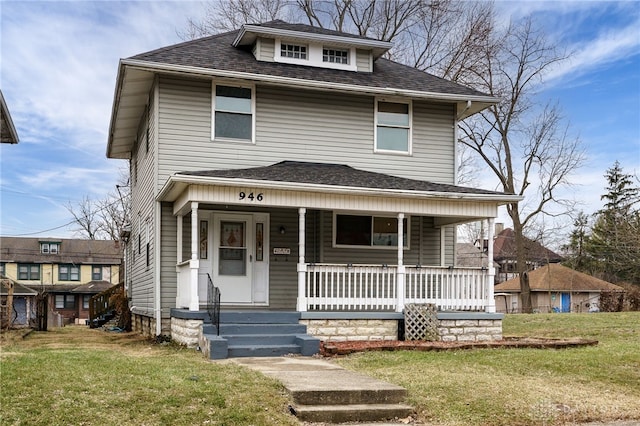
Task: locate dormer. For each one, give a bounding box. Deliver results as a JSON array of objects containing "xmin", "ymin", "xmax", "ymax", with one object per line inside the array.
[
  {"xmin": 40, "ymin": 241, "xmax": 61, "ymax": 254},
  {"xmin": 232, "ymin": 21, "xmax": 392, "ymax": 73}
]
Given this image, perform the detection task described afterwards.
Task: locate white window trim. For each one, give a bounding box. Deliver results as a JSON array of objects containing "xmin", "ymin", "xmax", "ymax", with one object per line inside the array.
[
  {"xmin": 332, "ymin": 212, "xmax": 410, "ymax": 250},
  {"xmin": 274, "ymin": 39, "xmax": 357, "ymax": 72},
  {"xmin": 211, "ymin": 81, "xmax": 256, "ymax": 144},
  {"xmin": 374, "ymin": 97, "xmax": 413, "ymax": 156}
]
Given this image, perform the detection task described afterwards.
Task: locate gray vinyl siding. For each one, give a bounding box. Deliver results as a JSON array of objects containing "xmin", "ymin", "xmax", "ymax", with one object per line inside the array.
[
  {"xmin": 129, "ymin": 87, "xmax": 157, "ymax": 314},
  {"xmin": 160, "ymin": 202, "xmax": 177, "ymax": 315},
  {"xmin": 266, "ymin": 208, "xmax": 298, "ymax": 309},
  {"xmin": 156, "ymin": 77, "xmax": 456, "ymax": 187},
  {"xmin": 356, "ymin": 49, "xmax": 372, "ymax": 72},
  {"xmin": 256, "ymin": 38, "xmax": 275, "ymax": 62}
]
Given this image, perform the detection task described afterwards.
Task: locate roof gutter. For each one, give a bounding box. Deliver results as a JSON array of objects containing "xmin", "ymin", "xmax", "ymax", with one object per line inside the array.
[
  {"xmin": 157, "ymin": 173, "xmax": 523, "ymax": 204},
  {"xmin": 119, "ymin": 59, "xmax": 500, "ymax": 107}
]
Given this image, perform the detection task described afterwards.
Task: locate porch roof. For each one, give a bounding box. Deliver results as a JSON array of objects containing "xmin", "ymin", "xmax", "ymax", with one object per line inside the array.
[{"xmin": 159, "ymin": 161, "xmax": 521, "ymax": 223}]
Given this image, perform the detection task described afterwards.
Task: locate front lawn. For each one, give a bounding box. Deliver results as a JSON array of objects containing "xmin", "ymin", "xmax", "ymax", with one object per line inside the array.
[{"xmin": 336, "ymin": 312, "xmax": 640, "ymax": 425}]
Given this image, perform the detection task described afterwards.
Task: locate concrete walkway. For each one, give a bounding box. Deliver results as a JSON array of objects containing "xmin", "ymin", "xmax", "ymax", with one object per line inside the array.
[{"xmin": 231, "ymin": 357, "xmax": 415, "ymax": 424}]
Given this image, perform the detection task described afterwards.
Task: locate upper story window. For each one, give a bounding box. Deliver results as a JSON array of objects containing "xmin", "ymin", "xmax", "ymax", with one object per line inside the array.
[
  {"xmin": 40, "ymin": 242, "xmax": 60, "ymax": 254},
  {"xmin": 213, "ymin": 84, "xmax": 255, "ymax": 143},
  {"xmin": 334, "ymin": 214, "xmax": 409, "ymax": 249},
  {"xmin": 0, "ymin": 263, "xmax": 5, "ymax": 276},
  {"xmin": 59, "ymin": 264, "xmax": 80, "ymax": 281},
  {"xmin": 92, "ymin": 265, "xmax": 103, "ymax": 281},
  {"xmin": 375, "ymin": 100, "xmax": 411, "ymax": 154},
  {"xmin": 18, "ymin": 264, "xmax": 40, "ymax": 280},
  {"xmin": 281, "ymin": 43, "xmax": 307, "ymax": 59},
  {"xmin": 323, "ymin": 48, "xmax": 348, "ymax": 64}
]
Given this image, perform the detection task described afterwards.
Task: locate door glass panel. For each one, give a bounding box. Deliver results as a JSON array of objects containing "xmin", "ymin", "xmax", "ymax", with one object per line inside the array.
[{"xmin": 219, "ymin": 221, "xmax": 246, "ymax": 276}]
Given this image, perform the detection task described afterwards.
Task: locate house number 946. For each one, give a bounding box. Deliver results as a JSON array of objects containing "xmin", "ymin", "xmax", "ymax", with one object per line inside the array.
[{"xmin": 239, "ymin": 192, "xmax": 263, "ymax": 201}]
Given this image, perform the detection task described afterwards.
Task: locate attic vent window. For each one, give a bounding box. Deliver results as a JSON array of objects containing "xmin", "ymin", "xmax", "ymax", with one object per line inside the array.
[
  {"xmin": 323, "ymin": 48, "xmax": 348, "ymax": 64},
  {"xmin": 281, "ymin": 43, "xmax": 307, "ymax": 60}
]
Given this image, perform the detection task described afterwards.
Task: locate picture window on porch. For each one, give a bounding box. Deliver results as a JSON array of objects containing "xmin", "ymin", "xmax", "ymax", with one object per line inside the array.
[
  {"xmin": 334, "ymin": 214, "xmax": 408, "ymax": 248},
  {"xmin": 375, "ymin": 100, "xmax": 411, "ymax": 153},
  {"xmin": 213, "ymin": 84, "xmax": 254, "ymax": 142}
]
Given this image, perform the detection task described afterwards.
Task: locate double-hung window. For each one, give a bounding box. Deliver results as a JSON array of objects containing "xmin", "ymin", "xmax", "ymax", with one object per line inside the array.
[
  {"xmin": 334, "ymin": 214, "xmax": 409, "ymax": 248},
  {"xmin": 92, "ymin": 265, "xmax": 103, "ymax": 281},
  {"xmin": 0, "ymin": 263, "xmax": 5, "ymax": 277},
  {"xmin": 213, "ymin": 84, "xmax": 254, "ymax": 142},
  {"xmin": 18, "ymin": 264, "xmax": 40, "ymax": 280},
  {"xmin": 59, "ymin": 264, "xmax": 80, "ymax": 281},
  {"xmin": 55, "ymin": 295, "xmax": 75, "ymax": 309},
  {"xmin": 375, "ymin": 100, "xmax": 411, "ymax": 154}
]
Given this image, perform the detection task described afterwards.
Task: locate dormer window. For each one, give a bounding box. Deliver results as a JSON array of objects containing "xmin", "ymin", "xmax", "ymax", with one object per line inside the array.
[
  {"xmin": 274, "ymin": 39, "xmax": 357, "ymax": 71},
  {"xmin": 323, "ymin": 48, "xmax": 348, "ymax": 64},
  {"xmin": 40, "ymin": 242, "xmax": 60, "ymax": 254},
  {"xmin": 281, "ymin": 43, "xmax": 307, "ymax": 60}
]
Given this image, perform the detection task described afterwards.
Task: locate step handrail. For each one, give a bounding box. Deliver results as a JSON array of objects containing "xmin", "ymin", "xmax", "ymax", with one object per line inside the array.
[{"xmin": 207, "ymin": 274, "xmax": 221, "ymax": 336}]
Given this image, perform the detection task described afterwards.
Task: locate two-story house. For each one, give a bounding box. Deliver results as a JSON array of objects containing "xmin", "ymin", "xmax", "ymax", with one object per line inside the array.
[
  {"xmin": 106, "ymin": 21, "xmax": 521, "ymax": 358},
  {"xmin": 0, "ymin": 237, "xmax": 122, "ymax": 325}
]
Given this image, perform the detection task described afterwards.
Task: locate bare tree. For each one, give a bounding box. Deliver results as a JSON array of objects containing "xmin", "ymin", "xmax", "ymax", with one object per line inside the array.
[
  {"xmin": 459, "ymin": 18, "xmax": 585, "ymax": 312},
  {"xmin": 67, "ymin": 169, "xmax": 130, "ymax": 242},
  {"xmin": 182, "ymin": 3, "xmax": 586, "ymax": 312}
]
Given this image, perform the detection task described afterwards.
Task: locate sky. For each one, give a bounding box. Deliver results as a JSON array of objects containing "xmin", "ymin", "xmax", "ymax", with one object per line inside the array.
[{"xmin": 1, "ymin": 0, "xmax": 639, "ymax": 241}]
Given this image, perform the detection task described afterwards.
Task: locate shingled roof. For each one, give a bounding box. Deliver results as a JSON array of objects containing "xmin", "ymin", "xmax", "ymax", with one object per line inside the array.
[
  {"xmin": 179, "ymin": 161, "xmax": 510, "ymax": 196},
  {"xmin": 493, "ymin": 228, "xmax": 563, "ymax": 263},
  {"xmin": 129, "ymin": 21, "xmax": 489, "ymax": 99},
  {"xmin": 495, "ymin": 263, "xmax": 623, "ymax": 293},
  {"xmin": 0, "ymin": 237, "xmax": 122, "ymax": 265}
]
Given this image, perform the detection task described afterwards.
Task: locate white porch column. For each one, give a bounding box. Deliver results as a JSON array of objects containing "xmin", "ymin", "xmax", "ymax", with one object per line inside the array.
[
  {"xmin": 396, "ymin": 213, "xmax": 406, "ymax": 313},
  {"xmin": 486, "ymin": 218, "xmax": 496, "ymax": 313},
  {"xmin": 296, "ymin": 207, "xmax": 307, "ymax": 312},
  {"xmin": 189, "ymin": 202, "xmax": 200, "ymax": 311}
]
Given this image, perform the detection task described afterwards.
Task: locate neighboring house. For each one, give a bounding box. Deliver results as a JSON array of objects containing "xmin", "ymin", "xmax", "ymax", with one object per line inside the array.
[
  {"xmin": 494, "ymin": 263, "xmax": 623, "ymax": 313},
  {"xmin": 1, "ymin": 278, "xmax": 38, "ymax": 327},
  {"xmin": 455, "ymin": 243, "xmax": 497, "ymax": 268},
  {"xmin": 493, "ymin": 227, "xmax": 563, "ymax": 284},
  {"xmin": 1, "ymin": 90, "xmax": 20, "ymax": 144},
  {"xmin": 0, "ymin": 237, "xmax": 122, "ymax": 325},
  {"xmin": 106, "ymin": 20, "xmax": 521, "ymax": 353}
]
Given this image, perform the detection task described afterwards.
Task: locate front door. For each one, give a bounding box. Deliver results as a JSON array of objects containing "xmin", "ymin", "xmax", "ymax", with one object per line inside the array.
[
  {"xmin": 561, "ymin": 293, "xmax": 571, "ymax": 313},
  {"xmin": 210, "ymin": 212, "xmax": 269, "ymax": 305}
]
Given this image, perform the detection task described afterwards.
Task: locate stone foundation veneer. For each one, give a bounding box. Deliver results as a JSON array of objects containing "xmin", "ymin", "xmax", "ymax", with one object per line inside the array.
[
  {"xmin": 171, "ymin": 317, "xmax": 204, "ymax": 347},
  {"xmin": 300, "ymin": 312, "xmax": 503, "ymax": 342}
]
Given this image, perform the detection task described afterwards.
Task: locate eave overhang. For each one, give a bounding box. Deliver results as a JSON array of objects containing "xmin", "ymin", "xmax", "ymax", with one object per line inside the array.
[{"xmin": 106, "ymin": 59, "xmax": 498, "ymax": 159}]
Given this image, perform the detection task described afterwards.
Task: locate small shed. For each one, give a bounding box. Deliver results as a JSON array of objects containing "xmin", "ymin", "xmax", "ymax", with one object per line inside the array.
[
  {"xmin": 1, "ymin": 278, "xmax": 38, "ymax": 327},
  {"xmin": 494, "ymin": 263, "xmax": 623, "ymax": 313}
]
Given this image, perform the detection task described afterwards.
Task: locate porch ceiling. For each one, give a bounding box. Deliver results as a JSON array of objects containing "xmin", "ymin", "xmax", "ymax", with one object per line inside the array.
[{"xmin": 159, "ymin": 161, "xmax": 521, "ymax": 222}]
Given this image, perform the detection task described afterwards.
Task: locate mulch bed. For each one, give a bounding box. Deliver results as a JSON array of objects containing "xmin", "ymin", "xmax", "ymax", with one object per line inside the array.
[{"xmin": 320, "ymin": 336, "xmax": 598, "ymax": 356}]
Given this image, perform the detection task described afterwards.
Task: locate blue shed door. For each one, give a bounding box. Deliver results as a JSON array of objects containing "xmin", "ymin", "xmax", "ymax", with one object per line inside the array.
[{"xmin": 561, "ymin": 293, "xmax": 571, "ymax": 313}]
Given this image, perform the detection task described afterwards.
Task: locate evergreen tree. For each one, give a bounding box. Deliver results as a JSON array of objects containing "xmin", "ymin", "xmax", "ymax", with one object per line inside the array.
[{"xmin": 587, "ymin": 162, "xmax": 640, "ymax": 284}]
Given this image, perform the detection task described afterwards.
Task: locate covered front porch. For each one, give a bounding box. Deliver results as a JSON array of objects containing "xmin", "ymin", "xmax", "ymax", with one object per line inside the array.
[{"xmin": 161, "ymin": 162, "xmax": 520, "ymax": 318}]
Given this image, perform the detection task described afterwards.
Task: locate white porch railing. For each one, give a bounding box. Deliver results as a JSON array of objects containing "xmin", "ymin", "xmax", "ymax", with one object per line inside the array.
[{"xmin": 305, "ymin": 264, "xmax": 488, "ymax": 312}]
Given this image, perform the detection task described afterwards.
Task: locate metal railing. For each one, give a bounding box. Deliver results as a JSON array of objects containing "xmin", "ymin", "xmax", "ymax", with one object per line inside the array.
[{"xmin": 207, "ymin": 273, "xmax": 221, "ymax": 336}]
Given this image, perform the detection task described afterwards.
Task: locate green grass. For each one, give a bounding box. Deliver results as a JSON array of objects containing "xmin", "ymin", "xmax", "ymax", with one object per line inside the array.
[
  {"xmin": 335, "ymin": 312, "xmax": 640, "ymax": 426},
  {"xmin": 1, "ymin": 313, "xmax": 638, "ymax": 426},
  {"xmin": 0, "ymin": 327, "xmax": 299, "ymax": 426}
]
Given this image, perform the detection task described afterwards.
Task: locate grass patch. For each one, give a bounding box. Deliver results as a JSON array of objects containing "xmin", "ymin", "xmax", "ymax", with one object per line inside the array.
[
  {"xmin": 335, "ymin": 312, "xmax": 640, "ymax": 426},
  {"xmin": 0, "ymin": 327, "xmax": 299, "ymax": 426}
]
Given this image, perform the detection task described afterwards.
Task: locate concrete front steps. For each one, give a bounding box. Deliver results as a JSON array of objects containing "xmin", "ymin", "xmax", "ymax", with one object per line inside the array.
[
  {"xmin": 233, "ymin": 357, "xmax": 414, "ymax": 424},
  {"xmin": 201, "ymin": 311, "xmax": 320, "ymax": 359}
]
